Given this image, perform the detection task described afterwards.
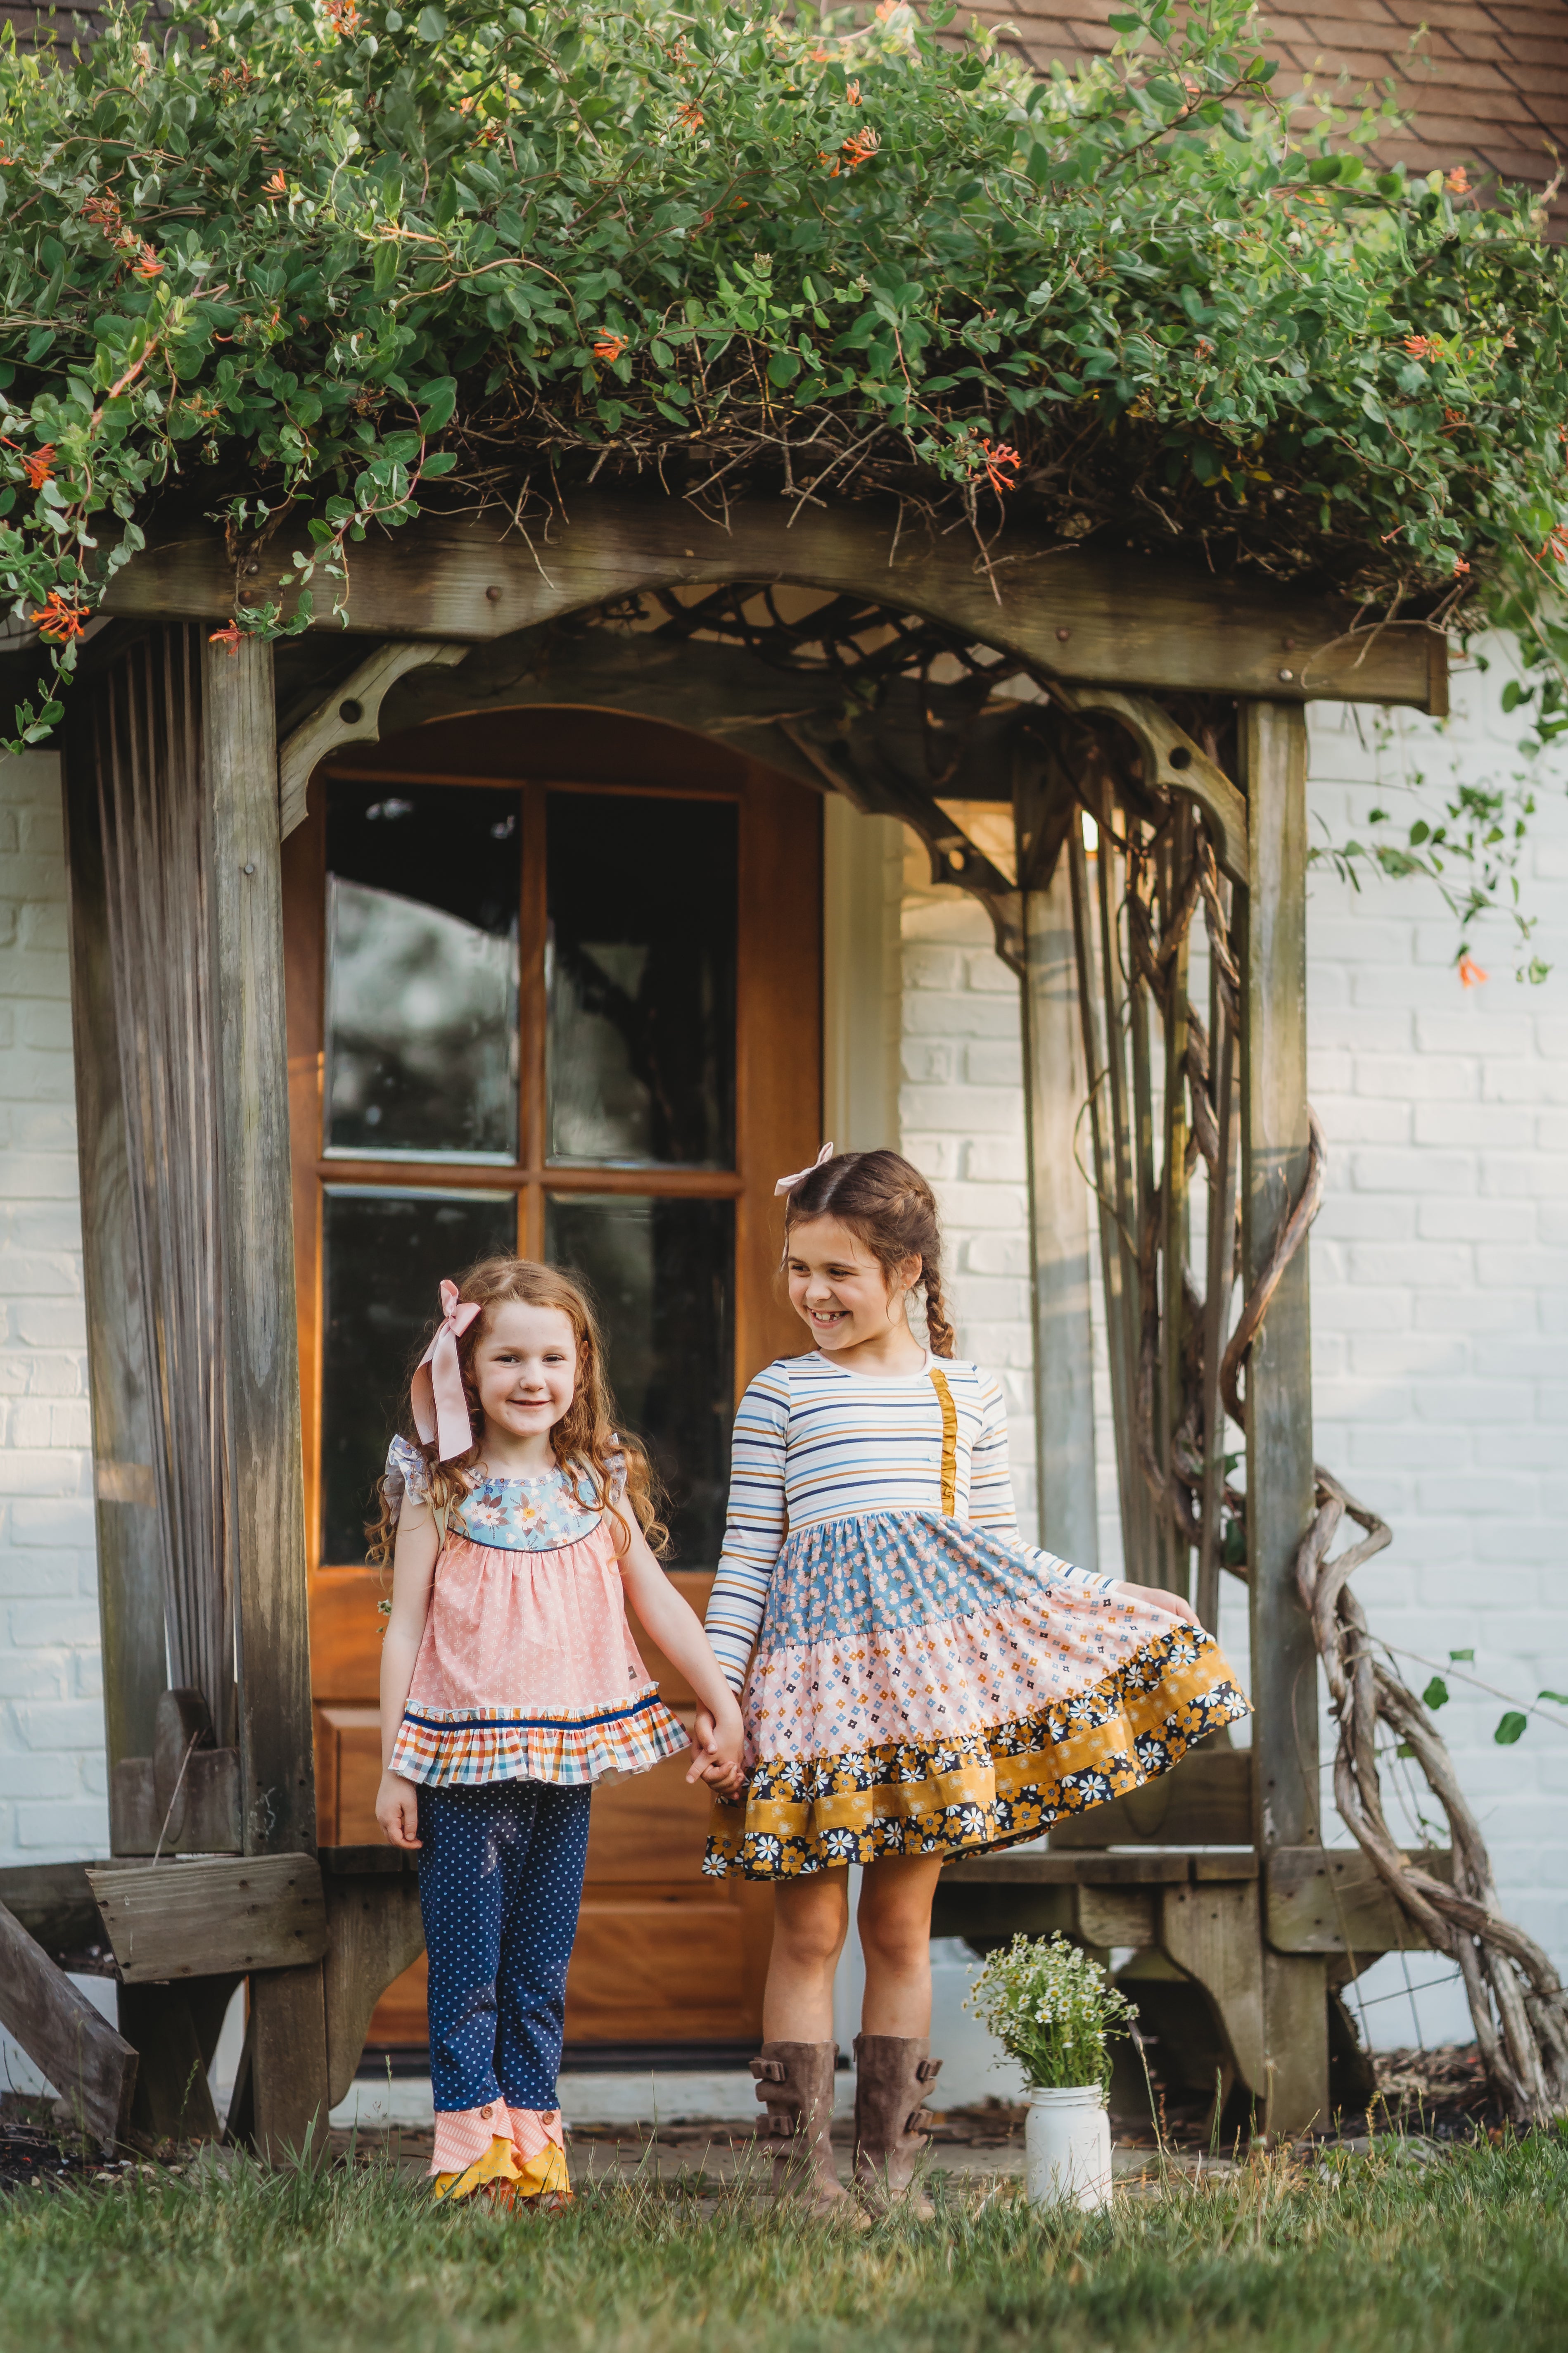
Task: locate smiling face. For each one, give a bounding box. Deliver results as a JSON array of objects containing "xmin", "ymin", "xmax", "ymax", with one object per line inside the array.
[
  {"xmin": 785, "ymin": 1214, "xmax": 922, "ymax": 1356},
  {"xmin": 469, "ymin": 1298, "xmax": 579, "ymax": 1451}
]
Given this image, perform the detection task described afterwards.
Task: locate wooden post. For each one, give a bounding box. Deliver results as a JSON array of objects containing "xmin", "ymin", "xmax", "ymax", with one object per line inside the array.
[
  {"xmin": 1015, "ymin": 767, "xmax": 1098, "ymax": 1569},
  {"xmin": 203, "ymin": 634, "xmax": 327, "ymax": 2160},
  {"xmin": 1239, "ymin": 700, "xmax": 1327, "ymax": 2137},
  {"xmin": 60, "ymin": 719, "xmax": 167, "ymax": 1844}
]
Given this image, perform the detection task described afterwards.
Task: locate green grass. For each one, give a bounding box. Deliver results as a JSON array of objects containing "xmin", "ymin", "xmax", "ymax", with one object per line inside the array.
[{"xmin": 2, "ymin": 2138, "xmax": 1567, "ymax": 2353}]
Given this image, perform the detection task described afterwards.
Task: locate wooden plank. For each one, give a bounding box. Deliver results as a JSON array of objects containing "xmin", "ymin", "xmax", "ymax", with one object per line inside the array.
[
  {"xmin": 1160, "ymin": 1881, "xmax": 1267, "ymax": 2104},
  {"xmin": 1048, "ymin": 1746, "xmax": 1253, "ymax": 1849},
  {"xmin": 1239, "ymin": 698, "xmax": 1327, "ymax": 2137},
  {"xmin": 102, "ymin": 501, "xmax": 1445, "ymax": 710},
  {"xmin": 1077, "ymin": 1885, "xmax": 1158, "ymax": 1946},
  {"xmin": 943, "ymin": 1851, "xmax": 1195, "ymax": 1885},
  {"xmin": 0, "ymin": 1901, "xmax": 138, "ymax": 2147},
  {"xmin": 59, "ymin": 706, "xmax": 167, "ymax": 1842},
  {"xmin": 88, "ymin": 1855, "xmax": 328, "ymax": 1982},
  {"xmin": 321, "ymin": 1862, "xmax": 425, "ymax": 2107},
  {"xmin": 0, "ymin": 1860, "xmax": 111, "ymax": 1958},
  {"xmin": 248, "ymin": 1962, "xmax": 332, "ymax": 2164},
  {"xmin": 1265, "ymin": 1845, "xmax": 1450, "ymax": 1957},
  {"xmin": 203, "ymin": 633, "xmax": 315, "ymax": 1859},
  {"xmin": 1015, "ymin": 762, "xmax": 1099, "ymax": 1571}
]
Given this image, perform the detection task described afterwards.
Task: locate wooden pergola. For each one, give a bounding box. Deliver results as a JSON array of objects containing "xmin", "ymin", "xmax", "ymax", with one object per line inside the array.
[{"xmin": 0, "ymin": 490, "xmax": 1449, "ymax": 2152}]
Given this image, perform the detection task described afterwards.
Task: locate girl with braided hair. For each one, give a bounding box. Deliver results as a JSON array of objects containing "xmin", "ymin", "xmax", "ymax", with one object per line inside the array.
[{"xmin": 701, "ymin": 1149, "xmax": 1247, "ymax": 2220}]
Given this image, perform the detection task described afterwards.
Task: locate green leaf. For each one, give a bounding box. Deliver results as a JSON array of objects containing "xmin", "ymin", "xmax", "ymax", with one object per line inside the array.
[
  {"xmin": 415, "ymin": 3, "xmax": 447, "ymax": 36},
  {"xmin": 1538, "ymin": 1689, "xmax": 1568, "ymax": 1705},
  {"xmin": 1495, "ymin": 1712, "xmax": 1528, "ymax": 1745},
  {"xmin": 1449, "ymin": 1648, "xmax": 1475, "ymax": 1663},
  {"xmin": 1422, "ymin": 1676, "xmax": 1449, "ymax": 1711}
]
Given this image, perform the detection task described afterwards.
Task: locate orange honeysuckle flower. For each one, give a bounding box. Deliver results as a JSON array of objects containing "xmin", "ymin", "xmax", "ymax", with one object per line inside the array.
[
  {"xmin": 133, "ymin": 242, "xmax": 163, "ymax": 280},
  {"xmin": 22, "ymin": 445, "xmax": 56, "ymax": 489},
  {"xmin": 209, "ymin": 621, "xmax": 244, "ymax": 654},
  {"xmin": 874, "ymin": 0, "xmax": 900, "ymax": 18},
  {"xmin": 1443, "ymin": 406, "xmax": 1465, "ymax": 431},
  {"xmin": 1403, "ymin": 334, "xmax": 1434, "ymax": 360},
  {"xmin": 841, "ymin": 126, "xmax": 880, "ymax": 169},
  {"xmin": 31, "ymin": 590, "xmax": 89, "ymax": 642},
  {"xmin": 263, "ymin": 169, "xmax": 289, "ymax": 200},
  {"xmin": 676, "ymin": 100, "xmax": 704, "ymax": 132},
  {"xmin": 1446, "ymin": 166, "xmax": 1471, "ymax": 196},
  {"xmin": 846, "ymin": 79, "xmax": 862, "ymax": 105},
  {"xmin": 594, "ymin": 334, "xmax": 627, "ymax": 364},
  {"xmin": 1457, "ymin": 954, "xmax": 1488, "ymax": 988},
  {"xmin": 980, "ymin": 439, "xmax": 1020, "ymax": 495},
  {"xmin": 325, "ymin": 0, "xmax": 361, "ymax": 32},
  {"xmin": 1452, "ymin": 555, "xmax": 1470, "ymax": 576},
  {"xmin": 1542, "ymin": 528, "xmax": 1568, "ymax": 566}
]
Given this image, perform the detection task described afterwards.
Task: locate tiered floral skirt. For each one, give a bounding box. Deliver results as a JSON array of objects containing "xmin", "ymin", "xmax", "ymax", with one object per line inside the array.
[{"xmin": 703, "ymin": 1509, "xmax": 1249, "ymax": 1880}]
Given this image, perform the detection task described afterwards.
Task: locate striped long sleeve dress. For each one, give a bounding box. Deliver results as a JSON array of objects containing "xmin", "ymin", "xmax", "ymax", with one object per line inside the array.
[{"xmin": 701, "ymin": 1350, "xmax": 1248, "ymax": 1880}]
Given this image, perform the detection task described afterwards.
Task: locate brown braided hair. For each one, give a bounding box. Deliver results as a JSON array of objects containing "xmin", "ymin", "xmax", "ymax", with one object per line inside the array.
[
  {"xmin": 365, "ymin": 1256, "xmax": 667, "ymax": 1566},
  {"xmin": 781, "ymin": 1150, "xmax": 956, "ymax": 1358}
]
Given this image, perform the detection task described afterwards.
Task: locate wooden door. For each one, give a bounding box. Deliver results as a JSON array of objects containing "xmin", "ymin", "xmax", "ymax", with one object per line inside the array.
[{"xmin": 284, "ymin": 708, "xmax": 820, "ymax": 2058}]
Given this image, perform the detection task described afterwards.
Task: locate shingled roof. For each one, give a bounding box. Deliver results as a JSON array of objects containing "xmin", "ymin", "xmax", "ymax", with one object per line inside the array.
[
  {"xmin": 971, "ymin": 0, "xmax": 1568, "ymax": 202},
  {"xmin": 3, "ymin": 0, "xmax": 1564, "ymax": 203}
]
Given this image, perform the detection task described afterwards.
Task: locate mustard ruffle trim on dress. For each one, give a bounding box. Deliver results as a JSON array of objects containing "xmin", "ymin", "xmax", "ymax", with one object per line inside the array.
[
  {"xmin": 432, "ymin": 2135, "xmax": 572, "ymax": 2203},
  {"xmin": 702, "ymin": 1624, "xmax": 1249, "ymax": 1881}
]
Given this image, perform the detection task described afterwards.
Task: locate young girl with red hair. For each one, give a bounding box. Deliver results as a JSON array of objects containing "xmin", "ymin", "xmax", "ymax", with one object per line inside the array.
[{"xmin": 372, "ymin": 1257, "xmax": 742, "ymax": 2207}]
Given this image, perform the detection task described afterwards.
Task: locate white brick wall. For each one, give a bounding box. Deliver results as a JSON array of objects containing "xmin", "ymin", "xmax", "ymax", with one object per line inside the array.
[
  {"xmin": 0, "ymin": 749, "xmax": 106, "ymax": 1870},
  {"xmin": 899, "ymin": 646, "xmax": 1568, "ymax": 2047}
]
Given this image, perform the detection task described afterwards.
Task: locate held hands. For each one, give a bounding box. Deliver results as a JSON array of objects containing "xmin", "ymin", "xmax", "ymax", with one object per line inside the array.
[
  {"xmin": 375, "ymin": 1767, "xmax": 422, "ymax": 1850},
  {"xmin": 685, "ymin": 1698, "xmax": 747, "ymax": 1800},
  {"xmin": 1112, "ymin": 1578, "xmax": 1200, "ymax": 1630}
]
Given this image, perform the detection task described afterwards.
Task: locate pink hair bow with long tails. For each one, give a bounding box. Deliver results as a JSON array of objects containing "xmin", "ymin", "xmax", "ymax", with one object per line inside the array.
[
  {"xmin": 410, "ymin": 1278, "xmax": 481, "ymax": 1460},
  {"xmin": 774, "ymin": 1142, "xmax": 835, "ymax": 1199}
]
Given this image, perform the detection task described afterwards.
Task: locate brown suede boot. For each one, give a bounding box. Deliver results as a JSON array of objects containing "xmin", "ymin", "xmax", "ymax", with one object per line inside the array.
[
  {"xmin": 852, "ymin": 2035, "xmax": 943, "ymax": 2220},
  {"xmin": 750, "ymin": 2042, "xmax": 863, "ymax": 2221}
]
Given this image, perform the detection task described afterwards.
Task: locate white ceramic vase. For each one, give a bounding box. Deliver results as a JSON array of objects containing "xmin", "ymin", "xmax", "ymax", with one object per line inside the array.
[{"xmin": 1024, "ymin": 2083, "xmax": 1113, "ymax": 2211}]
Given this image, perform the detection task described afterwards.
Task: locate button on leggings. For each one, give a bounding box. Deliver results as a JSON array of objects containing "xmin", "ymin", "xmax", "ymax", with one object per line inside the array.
[{"xmin": 417, "ymin": 1777, "xmax": 593, "ymax": 2116}]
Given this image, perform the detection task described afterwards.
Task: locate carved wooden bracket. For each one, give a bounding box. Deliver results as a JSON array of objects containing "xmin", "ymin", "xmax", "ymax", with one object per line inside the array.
[{"xmin": 278, "ymin": 639, "xmax": 470, "ymax": 837}]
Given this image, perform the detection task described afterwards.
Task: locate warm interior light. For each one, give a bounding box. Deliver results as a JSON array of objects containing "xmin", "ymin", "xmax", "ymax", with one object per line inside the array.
[{"xmin": 1081, "ymin": 810, "xmax": 1100, "ymax": 853}]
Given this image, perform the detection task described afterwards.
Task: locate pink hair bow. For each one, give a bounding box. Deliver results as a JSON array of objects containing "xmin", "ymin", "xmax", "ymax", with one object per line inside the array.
[
  {"xmin": 774, "ymin": 1142, "xmax": 835, "ymax": 1199},
  {"xmin": 410, "ymin": 1278, "xmax": 481, "ymax": 1461}
]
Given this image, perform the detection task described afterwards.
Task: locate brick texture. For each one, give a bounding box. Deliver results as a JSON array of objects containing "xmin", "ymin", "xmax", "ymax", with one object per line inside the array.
[{"xmin": 0, "ymin": 748, "xmax": 106, "ymax": 1869}]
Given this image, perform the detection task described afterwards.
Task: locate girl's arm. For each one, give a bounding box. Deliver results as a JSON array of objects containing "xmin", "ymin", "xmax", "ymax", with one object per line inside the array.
[
  {"xmin": 618, "ymin": 1524, "xmax": 746, "ymax": 1791},
  {"xmin": 375, "ymin": 1493, "xmax": 440, "ymax": 1849},
  {"xmin": 703, "ymin": 1365, "xmax": 790, "ymax": 1693}
]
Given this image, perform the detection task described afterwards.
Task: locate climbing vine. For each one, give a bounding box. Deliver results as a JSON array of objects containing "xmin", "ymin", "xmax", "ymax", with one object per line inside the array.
[{"xmin": 2, "ymin": 0, "xmax": 1568, "ymax": 776}]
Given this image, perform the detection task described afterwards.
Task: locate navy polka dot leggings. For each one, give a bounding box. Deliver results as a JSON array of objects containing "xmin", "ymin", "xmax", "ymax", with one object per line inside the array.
[{"xmin": 417, "ymin": 1777, "xmax": 593, "ymax": 2116}]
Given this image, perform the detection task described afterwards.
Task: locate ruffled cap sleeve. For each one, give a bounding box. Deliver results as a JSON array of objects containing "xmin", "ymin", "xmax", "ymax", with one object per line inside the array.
[{"xmin": 383, "ymin": 1432, "xmax": 431, "ymax": 1524}]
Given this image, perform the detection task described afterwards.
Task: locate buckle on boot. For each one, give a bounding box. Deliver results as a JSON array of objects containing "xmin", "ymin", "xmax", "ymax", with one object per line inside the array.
[
  {"xmin": 750, "ymin": 2059, "xmax": 787, "ymax": 2086},
  {"xmin": 915, "ymin": 2059, "xmax": 942, "ymax": 2085}
]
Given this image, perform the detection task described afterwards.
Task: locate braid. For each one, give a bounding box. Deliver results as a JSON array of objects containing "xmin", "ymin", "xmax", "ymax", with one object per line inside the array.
[{"xmin": 921, "ymin": 1261, "xmax": 956, "ymax": 1359}]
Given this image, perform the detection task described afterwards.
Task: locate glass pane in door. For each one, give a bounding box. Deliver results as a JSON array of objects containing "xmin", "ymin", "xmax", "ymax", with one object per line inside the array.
[
  {"xmin": 545, "ymin": 1194, "xmax": 735, "ymax": 1569},
  {"xmin": 320, "ymin": 1187, "xmax": 517, "ymax": 1564},
  {"xmin": 325, "ymin": 781, "xmax": 522, "ymax": 1158},
  {"xmin": 547, "ymin": 793, "xmax": 737, "ymax": 1167}
]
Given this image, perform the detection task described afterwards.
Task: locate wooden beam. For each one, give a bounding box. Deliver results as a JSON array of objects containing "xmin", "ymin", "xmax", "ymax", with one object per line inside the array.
[
  {"xmin": 0, "ymin": 1901, "xmax": 138, "ymax": 2149},
  {"xmin": 203, "ymin": 634, "xmax": 314, "ymax": 1859},
  {"xmin": 1160, "ymin": 1881, "xmax": 1268, "ymax": 2105},
  {"xmin": 88, "ymin": 1855, "xmax": 328, "ymax": 1983},
  {"xmin": 321, "ymin": 1860, "xmax": 426, "ymax": 2108},
  {"xmin": 102, "ymin": 499, "xmax": 1446, "ymax": 710},
  {"xmin": 1265, "ymin": 1846, "xmax": 1450, "ymax": 1957},
  {"xmin": 1015, "ymin": 759, "xmax": 1099, "ymax": 1570},
  {"xmin": 59, "ymin": 717, "xmax": 166, "ymax": 1843},
  {"xmin": 203, "ymin": 632, "xmax": 330, "ymax": 2163},
  {"xmin": 942, "ymin": 1848, "xmax": 1258, "ymax": 1887},
  {"xmin": 0, "ymin": 1859, "xmax": 111, "ymax": 1959},
  {"xmin": 1240, "ymin": 698, "xmax": 1328, "ymax": 2137}
]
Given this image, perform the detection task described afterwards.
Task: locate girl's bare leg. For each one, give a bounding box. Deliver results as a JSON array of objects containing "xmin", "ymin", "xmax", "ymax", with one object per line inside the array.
[
  {"xmin": 856, "ymin": 1854, "xmax": 946, "ymax": 2037},
  {"xmin": 763, "ymin": 1867, "xmax": 851, "ymax": 2042}
]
